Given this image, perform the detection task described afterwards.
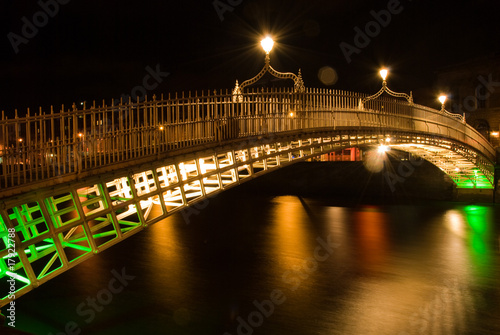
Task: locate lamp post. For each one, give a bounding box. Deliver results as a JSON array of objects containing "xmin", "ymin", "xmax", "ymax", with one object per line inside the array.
[
  {"xmin": 359, "ymin": 67, "xmax": 413, "ymax": 109},
  {"xmin": 438, "ymin": 94, "xmax": 465, "ymax": 122},
  {"xmin": 233, "ymin": 35, "xmax": 305, "ymax": 102},
  {"xmin": 438, "ymin": 95, "xmax": 447, "ymax": 112}
]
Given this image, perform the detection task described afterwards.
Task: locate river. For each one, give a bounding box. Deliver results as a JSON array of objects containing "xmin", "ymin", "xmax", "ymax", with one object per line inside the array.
[{"xmin": 12, "ymin": 186, "xmax": 500, "ymax": 335}]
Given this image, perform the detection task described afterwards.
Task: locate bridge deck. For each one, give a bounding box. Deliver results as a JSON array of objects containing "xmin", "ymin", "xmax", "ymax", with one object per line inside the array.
[{"xmin": 0, "ymin": 88, "xmax": 495, "ymax": 197}]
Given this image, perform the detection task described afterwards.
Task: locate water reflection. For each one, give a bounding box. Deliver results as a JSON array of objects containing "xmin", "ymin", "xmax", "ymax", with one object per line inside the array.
[
  {"xmin": 269, "ymin": 196, "xmax": 312, "ymax": 271},
  {"xmin": 267, "ymin": 196, "xmax": 322, "ymax": 313},
  {"xmin": 443, "ymin": 205, "xmax": 494, "ymax": 281},
  {"xmin": 15, "ymin": 195, "xmax": 500, "ymax": 335},
  {"xmin": 464, "ymin": 205, "xmax": 493, "ymax": 280},
  {"xmin": 142, "ymin": 211, "xmax": 191, "ymax": 308},
  {"xmin": 353, "ymin": 206, "xmax": 389, "ymax": 269}
]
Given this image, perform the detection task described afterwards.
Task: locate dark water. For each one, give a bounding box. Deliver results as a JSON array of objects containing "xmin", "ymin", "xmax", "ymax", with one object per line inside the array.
[{"xmin": 12, "ymin": 190, "xmax": 500, "ymax": 335}]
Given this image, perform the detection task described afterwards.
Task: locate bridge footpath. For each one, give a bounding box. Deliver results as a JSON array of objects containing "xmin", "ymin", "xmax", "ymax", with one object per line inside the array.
[{"xmin": 0, "ymin": 87, "xmax": 497, "ymax": 308}]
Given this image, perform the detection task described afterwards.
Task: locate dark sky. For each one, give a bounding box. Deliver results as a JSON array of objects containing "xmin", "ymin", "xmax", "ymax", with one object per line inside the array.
[{"xmin": 1, "ymin": 0, "xmax": 499, "ymax": 115}]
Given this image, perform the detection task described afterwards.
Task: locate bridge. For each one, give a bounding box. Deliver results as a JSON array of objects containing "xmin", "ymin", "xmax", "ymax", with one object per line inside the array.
[{"xmin": 0, "ymin": 40, "xmax": 497, "ymax": 309}]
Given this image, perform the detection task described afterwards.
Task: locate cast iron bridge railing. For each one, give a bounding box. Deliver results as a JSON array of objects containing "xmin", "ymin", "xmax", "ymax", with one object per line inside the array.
[{"xmin": 0, "ymin": 87, "xmax": 495, "ymax": 198}]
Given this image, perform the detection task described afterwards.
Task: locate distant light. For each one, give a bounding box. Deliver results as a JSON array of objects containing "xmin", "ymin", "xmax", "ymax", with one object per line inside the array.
[
  {"xmin": 379, "ymin": 68, "xmax": 388, "ymax": 81},
  {"xmin": 385, "ymin": 137, "xmax": 391, "ymax": 142},
  {"xmin": 289, "ymin": 112, "xmax": 294, "ymax": 117},
  {"xmin": 438, "ymin": 95, "xmax": 447, "ymax": 105},
  {"xmin": 455, "ymin": 167, "xmax": 460, "ymax": 172},
  {"xmin": 159, "ymin": 125, "xmax": 164, "ymax": 131},
  {"xmin": 377, "ymin": 145, "xmax": 389, "ymax": 153},
  {"xmin": 78, "ymin": 133, "xmax": 83, "ymax": 137},
  {"xmin": 491, "ymin": 131, "xmax": 499, "ymax": 137},
  {"xmin": 18, "ymin": 138, "xmax": 23, "ymax": 143},
  {"xmin": 261, "ymin": 36, "xmax": 274, "ymax": 54}
]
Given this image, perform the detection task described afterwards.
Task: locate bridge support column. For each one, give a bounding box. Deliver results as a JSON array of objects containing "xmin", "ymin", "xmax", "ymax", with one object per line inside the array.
[{"xmin": 453, "ymin": 188, "xmax": 494, "ymax": 203}]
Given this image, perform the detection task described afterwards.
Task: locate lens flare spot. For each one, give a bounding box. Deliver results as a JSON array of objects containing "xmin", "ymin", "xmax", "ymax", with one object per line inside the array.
[
  {"xmin": 318, "ymin": 66, "xmax": 338, "ymax": 86},
  {"xmin": 363, "ymin": 150, "xmax": 385, "ymax": 173}
]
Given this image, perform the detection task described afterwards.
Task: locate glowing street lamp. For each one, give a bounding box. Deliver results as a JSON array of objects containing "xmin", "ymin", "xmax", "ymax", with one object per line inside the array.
[
  {"xmin": 379, "ymin": 68, "xmax": 388, "ymax": 82},
  {"xmin": 437, "ymin": 94, "xmax": 465, "ymax": 122},
  {"xmin": 261, "ymin": 36, "xmax": 274, "ymax": 54},
  {"xmin": 438, "ymin": 94, "xmax": 447, "ymax": 111}
]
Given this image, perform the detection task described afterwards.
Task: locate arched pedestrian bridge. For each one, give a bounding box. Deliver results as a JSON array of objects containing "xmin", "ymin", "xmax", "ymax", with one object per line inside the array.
[{"xmin": 0, "ymin": 86, "xmax": 496, "ymax": 307}]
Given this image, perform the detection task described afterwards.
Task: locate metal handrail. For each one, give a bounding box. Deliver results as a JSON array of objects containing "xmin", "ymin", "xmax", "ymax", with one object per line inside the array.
[{"xmin": 0, "ymin": 87, "xmax": 495, "ymax": 191}]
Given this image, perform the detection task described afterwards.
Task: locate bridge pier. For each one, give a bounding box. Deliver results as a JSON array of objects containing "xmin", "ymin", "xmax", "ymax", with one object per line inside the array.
[{"xmin": 453, "ymin": 187, "xmax": 495, "ymax": 203}]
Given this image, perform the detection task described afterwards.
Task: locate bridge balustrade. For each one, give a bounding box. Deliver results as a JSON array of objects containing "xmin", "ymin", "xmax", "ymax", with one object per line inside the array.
[{"xmin": 0, "ymin": 87, "xmax": 494, "ymax": 193}]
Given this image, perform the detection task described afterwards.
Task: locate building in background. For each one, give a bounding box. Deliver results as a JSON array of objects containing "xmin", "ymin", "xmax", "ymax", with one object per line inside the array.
[{"xmin": 436, "ymin": 53, "xmax": 500, "ymax": 149}]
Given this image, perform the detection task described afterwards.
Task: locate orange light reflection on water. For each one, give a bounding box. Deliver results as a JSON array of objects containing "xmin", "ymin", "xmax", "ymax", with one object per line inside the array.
[{"xmin": 353, "ymin": 206, "xmax": 388, "ymax": 269}]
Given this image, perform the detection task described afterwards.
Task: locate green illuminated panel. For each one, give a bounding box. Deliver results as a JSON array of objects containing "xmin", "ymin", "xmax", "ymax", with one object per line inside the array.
[
  {"xmin": 30, "ymin": 238, "xmax": 63, "ymax": 280},
  {"xmin": 0, "ymin": 215, "xmax": 10, "ymax": 254},
  {"xmin": 7, "ymin": 203, "xmax": 50, "ymax": 243},
  {"xmin": 59, "ymin": 224, "xmax": 93, "ymax": 263},
  {"xmin": 87, "ymin": 214, "xmax": 119, "ymax": 248},
  {"xmin": 45, "ymin": 192, "xmax": 81, "ymax": 228},
  {"xmin": 455, "ymin": 181, "xmax": 494, "ymax": 189},
  {"xmin": 1, "ymin": 266, "xmax": 31, "ymax": 300}
]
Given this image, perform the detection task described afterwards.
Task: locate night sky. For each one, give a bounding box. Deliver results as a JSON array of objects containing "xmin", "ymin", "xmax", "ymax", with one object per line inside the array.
[{"xmin": 1, "ymin": 0, "xmax": 500, "ymax": 116}]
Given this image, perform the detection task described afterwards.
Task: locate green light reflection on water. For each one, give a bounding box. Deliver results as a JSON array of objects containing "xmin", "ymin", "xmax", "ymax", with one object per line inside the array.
[{"xmin": 463, "ymin": 205, "xmax": 492, "ymax": 278}]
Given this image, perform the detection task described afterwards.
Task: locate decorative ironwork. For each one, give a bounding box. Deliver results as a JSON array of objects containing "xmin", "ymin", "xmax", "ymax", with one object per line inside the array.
[
  {"xmin": 232, "ymin": 80, "xmax": 243, "ymax": 103},
  {"xmin": 359, "ymin": 79, "xmax": 413, "ymax": 109},
  {"xmin": 233, "ymin": 52, "xmax": 305, "ymax": 99}
]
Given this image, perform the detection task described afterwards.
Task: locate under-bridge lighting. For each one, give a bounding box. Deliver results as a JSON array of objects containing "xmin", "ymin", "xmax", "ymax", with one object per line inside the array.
[
  {"xmin": 379, "ymin": 68, "xmax": 388, "ymax": 81},
  {"xmin": 261, "ymin": 36, "xmax": 274, "ymax": 54},
  {"xmin": 377, "ymin": 144, "xmax": 390, "ymax": 153}
]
